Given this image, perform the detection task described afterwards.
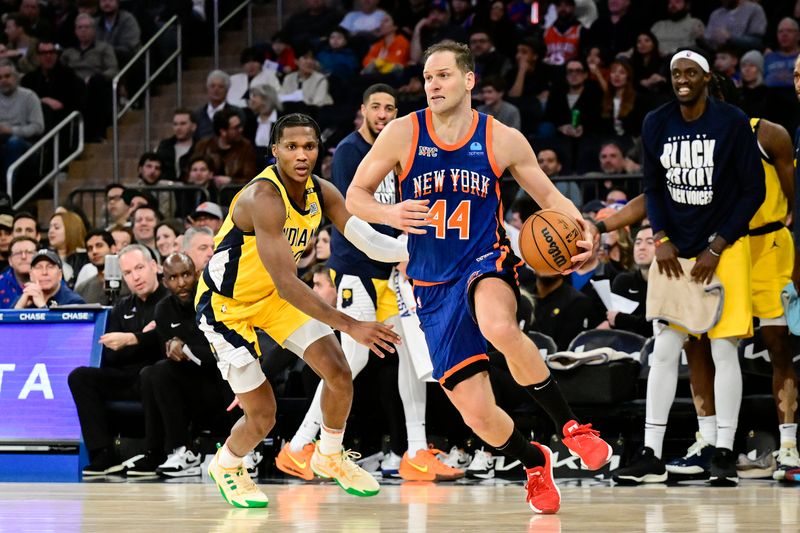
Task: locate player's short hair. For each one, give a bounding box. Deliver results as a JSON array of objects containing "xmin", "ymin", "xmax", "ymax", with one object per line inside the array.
[
  {"xmin": 182, "ymin": 226, "xmax": 214, "ymax": 251},
  {"xmin": 119, "ymin": 243, "xmax": 155, "ymax": 262},
  {"xmin": 362, "ymin": 83, "xmax": 397, "ymax": 104},
  {"xmin": 423, "ymin": 41, "xmax": 474, "ymax": 74},
  {"xmin": 85, "ymin": 229, "xmax": 115, "ymax": 248},
  {"xmin": 270, "ymin": 113, "xmax": 321, "ymax": 146}
]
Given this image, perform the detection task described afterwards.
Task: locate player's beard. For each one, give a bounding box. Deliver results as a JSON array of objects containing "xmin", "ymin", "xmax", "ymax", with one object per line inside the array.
[{"xmin": 368, "ymin": 123, "xmax": 381, "ymax": 140}]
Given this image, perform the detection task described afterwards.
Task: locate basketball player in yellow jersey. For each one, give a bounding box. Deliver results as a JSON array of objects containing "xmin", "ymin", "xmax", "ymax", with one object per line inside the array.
[{"xmin": 196, "ymin": 113, "xmax": 407, "ymax": 508}]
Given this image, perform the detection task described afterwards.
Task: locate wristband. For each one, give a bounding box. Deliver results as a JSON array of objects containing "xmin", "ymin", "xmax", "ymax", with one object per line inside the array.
[
  {"xmin": 594, "ymin": 220, "xmax": 607, "ymax": 234},
  {"xmin": 707, "ymin": 247, "xmax": 721, "ymax": 258},
  {"xmin": 654, "ymin": 235, "xmax": 670, "ymax": 248}
]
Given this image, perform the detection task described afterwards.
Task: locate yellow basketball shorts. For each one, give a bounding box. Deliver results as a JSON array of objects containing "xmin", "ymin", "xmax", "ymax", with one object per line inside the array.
[
  {"xmin": 330, "ymin": 269, "xmax": 399, "ymax": 322},
  {"xmin": 707, "ymin": 236, "xmax": 752, "ymax": 339},
  {"xmin": 750, "ymin": 227, "xmax": 794, "ymax": 320}
]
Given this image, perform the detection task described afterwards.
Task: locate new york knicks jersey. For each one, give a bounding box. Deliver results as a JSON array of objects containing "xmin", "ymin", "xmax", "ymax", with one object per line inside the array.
[
  {"xmin": 399, "ymin": 109, "xmax": 508, "ymax": 283},
  {"xmin": 749, "ymin": 118, "xmax": 788, "ymax": 230},
  {"xmin": 203, "ymin": 165, "xmax": 324, "ymax": 303}
]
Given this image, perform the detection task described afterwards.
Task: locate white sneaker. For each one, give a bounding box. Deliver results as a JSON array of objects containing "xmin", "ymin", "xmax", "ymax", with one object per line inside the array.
[
  {"xmin": 243, "ymin": 450, "xmax": 263, "ymax": 478},
  {"xmin": 772, "ymin": 444, "xmax": 800, "ymax": 480},
  {"xmin": 156, "ymin": 446, "xmax": 202, "ymax": 477},
  {"xmin": 380, "ymin": 451, "xmax": 402, "ymax": 477},
  {"xmin": 466, "ymin": 448, "xmax": 495, "ymax": 479},
  {"xmin": 356, "ymin": 451, "xmax": 384, "ymax": 474},
  {"xmin": 440, "ymin": 446, "xmax": 471, "ymax": 469}
]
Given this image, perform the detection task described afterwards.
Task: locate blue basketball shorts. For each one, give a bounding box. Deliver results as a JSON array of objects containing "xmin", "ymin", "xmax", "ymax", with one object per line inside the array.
[{"xmin": 412, "ymin": 248, "xmax": 522, "ymax": 390}]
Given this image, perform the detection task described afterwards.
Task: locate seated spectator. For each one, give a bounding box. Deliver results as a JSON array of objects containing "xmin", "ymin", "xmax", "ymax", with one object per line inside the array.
[
  {"xmin": 14, "ymin": 249, "xmax": 84, "ymax": 308},
  {"xmin": 739, "ymin": 50, "xmax": 770, "ymax": 119},
  {"xmin": 0, "ymin": 60, "xmax": 44, "ymax": 187},
  {"xmin": 650, "ymin": 0, "xmax": 704, "ymax": 56},
  {"xmin": 586, "ymin": 46, "xmax": 609, "ymax": 90},
  {"xmin": 600, "ymin": 59, "xmax": 644, "ymax": 141},
  {"xmin": 95, "ymin": 0, "xmax": 140, "ymax": 66},
  {"xmin": 109, "ymin": 223, "xmax": 133, "ymax": 249},
  {"xmin": 68, "ymin": 244, "xmax": 169, "ymax": 476},
  {"xmin": 469, "ymin": 0, "xmax": 518, "ymax": 60},
  {"xmin": 596, "ymin": 207, "xmax": 634, "ymax": 272},
  {"xmin": 714, "ymin": 45, "xmax": 740, "ymax": 86},
  {"xmin": 315, "ymin": 225, "xmax": 331, "ymax": 263},
  {"xmin": 765, "ymin": 18, "xmax": 800, "ymax": 88},
  {"xmin": 606, "ymin": 188, "xmax": 628, "ymax": 205},
  {"xmin": 598, "ymin": 225, "xmax": 654, "ymax": 337},
  {"xmin": 0, "ymin": 213, "xmax": 11, "ymax": 269},
  {"xmin": 1, "ymin": 13, "xmax": 39, "ymax": 74},
  {"xmin": 192, "ymin": 108, "xmax": 257, "ymax": 186},
  {"xmin": 339, "ymin": 0, "xmax": 386, "ymax": 40},
  {"xmin": 21, "ymin": 40, "xmax": 86, "ymax": 131},
  {"xmin": 226, "ymin": 47, "xmax": 280, "ymax": 109},
  {"xmin": 155, "ymin": 109, "xmax": 196, "ymax": 183},
  {"xmin": 47, "ymin": 210, "xmax": 88, "ymax": 287},
  {"xmin": 704, "ymin": 0, "xmax": 767, "ymax": 52},
  {"xmin": 131, "ymin": 204, "xmax": 161, "ymax": 254},
  {"xmin": 310, "ymin": 262, "xmax": 336, "ymax": 306},
  {"xmin": 505, "ymin": 38, "xmax": 551, "ymax": 136},
  {"xmin": 469, "ymin": 29, "xmax": 511, "ymax": 96},
  {"xmin": 543, "ymin": 0, "xmax": 587, "ymax": 66},
  {"xmin": 0, "ymin": 235, "xmax": 37, "ymax": 306},
  {"xmin": 476, "ymin": 77, "xmax": 521, "ymax": 131},
  {"xmin": 181, "ymin": 155, "xmax": 216, "ymax": 213},
  {"xmin": 245, "ymin": 84, "xmax": 281, "ymax": 167},
  {"xmin": 61, "ymin": 13, "xmax": 117, "ymax": 141},
  {"xmin": 12, "ymin": 211, "xmax": 39, "ymax": 241},
  {"xmin": 568, "ymin": 233, "xmax": 620, "ymax": 327},
  {"xmin": 104, "ymin": 184, "xmax": 130, "ymax": 229},
  {"xmin": 133, "ymin": 253, "xmax": 229, "ymax": 476},
  {"xmin": 587, "ymin": 0, "xmax": 640, "ymax": 58},
  {"xmin": 410, "ymin": 0, "xmax": 467, "ymax": 64},
  {"xmin": 361, "ymin": 16, "xmax": 409, "ymax": 78},
  {"xmin": 396, "ymin": 0, "xmax": 428, "ymax": 36},
  {"xmin": 135, "ymin": 152, "xmax": 165, "ymax": 187},
  {"xmin": 282, "ymin": 0, "xmax": 341, "ymax": 52},
  {"xmin": 535, "ymin": 148, "xmax": 582, "ymax": 208},
  {"xmin": 181, "ymin": 226, "xmax": 215, "ymax": 273},
  {"xmin": 155, "ymin": 221, "xmax": 181, "ymax": 259},
  {"xmin": 317, "ymin": 27, "xmax": 360, "ymax": 82},
  {"xmin": 631, "ymin": 31, "xmax": 668, "ymax": 96},
  {"xmin": 280, "ymin": 48, "xmax": 334, "ymax": 110},
  {"xmin": 75, "ymin": 229, "xmax": 129, "ymax": 304},
  {"xmin": 188, "ymin": 202, "xmax": 223, "ymax": 235},
  {"xmin": 532, "ymin": 273, "xmax": 593, "ymax": 351},
  {"xmin": 263, "ymin": 31, "xmax": 297, "ymax": 75},
  {"xmin": 20, "ymin": 0, "xmax": 54, "ymax": 41},
  {"xmin": 585, "ymin": 141, "xmax": 639, "ymax": 201},
  {"xmin": 192, "ymin": 70, "xmax": 242, "ymax": 141}
]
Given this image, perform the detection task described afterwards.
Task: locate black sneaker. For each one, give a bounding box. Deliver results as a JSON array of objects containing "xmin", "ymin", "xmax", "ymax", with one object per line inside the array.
[
  {"xmin": 709, "ymin": 448, "xmax": 739, "ymax": 486},
  {"xmin": 127, "ymin": 451, "xmax": 166, "ymax": 477},
  {"xmin": 612, "ymin": 447, "xmax": 668, "ymax": 485},
  {"xmin": 82, "ymin": 449, "xmax": 125, "ymax": 476}
]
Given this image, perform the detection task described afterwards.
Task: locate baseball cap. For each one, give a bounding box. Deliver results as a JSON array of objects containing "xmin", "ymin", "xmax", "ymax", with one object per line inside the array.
[
  {"xmin": 30, "ymin": 249, "xmax": 62, "ymax": 269},
  {"xmin": 0, "ymin": 213, "xmax": 12, "ymax": 230},
  {"xmin": 192, "ymin": 202, "xmax": 224, "ymax": 220}
]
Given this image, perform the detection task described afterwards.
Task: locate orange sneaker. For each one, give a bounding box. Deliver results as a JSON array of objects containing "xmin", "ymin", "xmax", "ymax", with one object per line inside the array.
[
  {"xmin": 275, "ymin": 443, "xmax": 315, "ymax": 481},
  {"xmin": 399, "ymin": 449, "xmax": 465, "ymax": 481}
]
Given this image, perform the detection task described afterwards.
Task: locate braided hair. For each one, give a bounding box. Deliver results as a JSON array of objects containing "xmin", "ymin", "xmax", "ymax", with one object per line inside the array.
[{"xmin": 270, "ymin": 113, "xmax": 321, "ymax": 147}]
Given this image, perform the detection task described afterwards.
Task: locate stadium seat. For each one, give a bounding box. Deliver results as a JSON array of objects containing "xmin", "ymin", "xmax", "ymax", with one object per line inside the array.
[
  {"xmin": 567, "ymin": 329, "xmax": 647, "ymax": 356},
  {"xmin": 526, "ymin": 330, "xmax": 557, "ymax": 358}
]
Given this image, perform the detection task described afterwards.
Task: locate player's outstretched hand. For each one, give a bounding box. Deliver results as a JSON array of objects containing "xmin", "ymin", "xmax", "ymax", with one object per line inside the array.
[
  {"xmin": 564, "ymin": 217, "xmax": 593, "ymax": 274},
  {"xmin": 346, "ymin": 320, "xmax": 401, "ymax": 357},
  {"xmin": 691, "ymin": 249, "xmax": 719, "ymax": 285},
  {"xmin": 655, "ymin": 241, "xmax": 682, "ymax": 279},
  {"xmin": 384, "ymin": 199, "xmax": 430, "ymax": 234}
]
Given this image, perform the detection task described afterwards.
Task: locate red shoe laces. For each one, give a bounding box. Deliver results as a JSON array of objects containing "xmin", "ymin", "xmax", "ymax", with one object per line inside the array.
[{"xmin": 570, "ymin": 423, "xmax": 599, "ymax": 437}]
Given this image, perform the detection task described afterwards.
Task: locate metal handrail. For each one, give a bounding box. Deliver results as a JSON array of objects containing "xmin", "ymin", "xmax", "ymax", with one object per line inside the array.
[
  {"xmin": 112, "ymin": 15, "xmax": 183, "ymax": 183},
  {"xmin": 213, "ymin": 0, "xmax": 253, "ymax": 70},
  {"xmin": 6, "ymin": 111, "xmax": 84, "ymax": 209}
]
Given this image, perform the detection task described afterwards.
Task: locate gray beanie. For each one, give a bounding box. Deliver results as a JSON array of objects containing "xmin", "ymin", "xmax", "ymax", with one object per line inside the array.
[{"xmin": 740, "ymin": 50, "xmax": 764, "ymax": 73}]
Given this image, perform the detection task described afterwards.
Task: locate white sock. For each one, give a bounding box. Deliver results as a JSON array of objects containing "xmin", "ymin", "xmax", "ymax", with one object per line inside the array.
[
  {"xmin": 318, "ymin": 424, "xmax": 344, "ymax": 456},
  {"xmin": 697, "ymin": 415, "xmax": 717, "ymax": 445},
  {"xmin": 392, "ymin": 315, "xmax": 428, "ymax": 458},
  {"xmin": 644, "ymin": 327, "xmax": 686, "ymax": 459},
  {"xmin": 218, "ymin": 442, "xmax": 244, "ymax": 468},
  {"xmin": 779, "ymin": 424, "xmax": 798, "ymax": 447},
  {"xmin": 406, "ymin": 423, "xmax": 427, "ymax": 457},
  {"xmin": 710, "ymin": 337, "xmax": 742, "ymax": 451}
]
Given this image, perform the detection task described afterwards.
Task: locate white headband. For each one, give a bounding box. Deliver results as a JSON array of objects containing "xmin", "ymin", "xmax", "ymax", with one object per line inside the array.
[{"xmin": 670, "ymin": 50, "xmax": 710, "ymax": 73}]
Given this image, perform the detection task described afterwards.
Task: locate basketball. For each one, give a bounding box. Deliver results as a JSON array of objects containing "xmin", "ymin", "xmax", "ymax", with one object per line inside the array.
[{"xmin": 518, "ymin": 210, "xmax": 583, "ymax": 275}]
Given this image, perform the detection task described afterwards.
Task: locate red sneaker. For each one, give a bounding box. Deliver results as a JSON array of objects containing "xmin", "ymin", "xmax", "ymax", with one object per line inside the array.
[
  {"xmin": 562, "ymin": 420, "xmax": 612, "ymax": 471},
  {"xmin": 525, "ymin": 442, "xmax": 561, "ymax": 514}
]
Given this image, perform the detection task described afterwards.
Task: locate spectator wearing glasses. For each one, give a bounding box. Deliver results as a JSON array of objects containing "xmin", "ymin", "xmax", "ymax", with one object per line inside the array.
[
  {"xmin": 14, "ymin": 249, "xmax": 85, "ymax": 308},
  {"xmin": 104, "ymin": 184, "xmax": 129, "ymax": 229},
  {"xmin": 0, "ymin": 235, "xmax": 37, "ymax": 307},
  {"xmin": 192, "ymin": 108, "xmax": 257, "ymax": 186}
]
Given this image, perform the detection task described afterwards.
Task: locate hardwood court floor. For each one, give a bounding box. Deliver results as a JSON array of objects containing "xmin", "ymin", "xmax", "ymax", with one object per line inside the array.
[{"xmin": 0, "ymin": 479, "xmax": 799, "ymax": 532}]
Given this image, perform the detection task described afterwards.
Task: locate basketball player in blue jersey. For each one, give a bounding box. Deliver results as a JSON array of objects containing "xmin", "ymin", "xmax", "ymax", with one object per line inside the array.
[
  {"xmin": 276, "ymin": 84, "xmax": 463, "ymax": 482},
  {"xmin": 347, "ymin": 42, "xmax": 613, "ymax": 514},
  {"xmin": 196, "ymin": 114, "xmax": 409, "ymax": 508}
]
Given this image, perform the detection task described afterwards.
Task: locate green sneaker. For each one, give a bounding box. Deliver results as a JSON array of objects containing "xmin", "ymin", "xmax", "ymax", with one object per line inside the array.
[
  {"xmin": 208, "ymin": 449, "xmax": 269, "ymax": 508},
  {"xmin": 310, "ymin": 444, "xmax": 380, "ymax": 497}
]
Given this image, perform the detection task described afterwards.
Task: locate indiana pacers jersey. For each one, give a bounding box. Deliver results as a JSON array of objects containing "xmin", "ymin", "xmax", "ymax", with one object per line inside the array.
[
  {"xmin": 203, "ymin": 165, "xmax": 324, "ymax": 303},
  {"xmin": 749, "ymin": 118, "xmax": 788, "ymax": 229},
  {"xmin": 400, "ymin": 109, "xmax": 509, "ymax": 283}
]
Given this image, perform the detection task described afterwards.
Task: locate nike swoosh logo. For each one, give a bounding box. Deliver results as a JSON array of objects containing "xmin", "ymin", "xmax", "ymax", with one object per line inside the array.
[
  {"xmin": 407, "ymin": 460, "xmax": 428, "ymax": 473},
  {"xmin": 629, "ymin": 290, "xmax": 639, "ymax": 294},
  {"xmin": 287, "ymin": 453, "xmax": 306, "ymax": 470},
  {"xmin": 170, "ymin": 323, "xmax": 180, "ymax": 328},
  {"xmin": 123, "ymin": 314, "xmax": 135, "ymax": 319}
]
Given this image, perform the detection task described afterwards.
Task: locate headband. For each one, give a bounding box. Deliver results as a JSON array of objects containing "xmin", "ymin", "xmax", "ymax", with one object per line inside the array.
[{"xmin": 670, "ymin": 50, "xmax": 710, "ymax": 73}]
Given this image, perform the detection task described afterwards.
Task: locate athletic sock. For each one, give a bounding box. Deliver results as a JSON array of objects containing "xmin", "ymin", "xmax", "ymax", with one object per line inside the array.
[
  {"xmin": 779, "ymin": 424, "xmax": 798, "ymax": 447},
  {"xmin": 524, "ymin": 375, "xmax": 577, "ymax": 430},
  {"xmin": 218, "ymin": 442, "xmax": 244, "ymax": 468},
  {"xmin": 644, "ymin": 326, "xmax": 686, "ymax": 460},
  {"xmin": 318, "ymin": 424, "xmax": 345, "ymax": 456},
  {"xmin": 697, "ymin": 415, "xmax": 717, "ymax": 445},
  {"xmin": 496, "ymin": 428, "xmax": 545, "ymax": 469},
  {"xmin": 644, "ymin": 422, "xmax": 666, "ymax": 459},
  {"xmin": 406, "ymin": 422, "xmax": 428, "ymax": 457},
  {"xmin": 710, "ymin": 338, "xmax": 742, "ymax": 452},
  {"xmin": 290, "ymin": 385, "xmax": 323, "ymax": 452}
]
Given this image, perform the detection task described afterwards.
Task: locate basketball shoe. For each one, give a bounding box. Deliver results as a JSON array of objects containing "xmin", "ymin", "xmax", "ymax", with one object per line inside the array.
[
  {"xmin": 156, "ymin": 446, "xmax": 202, "ymax": 477},
  {"xmin": 772, "ymin": 443, "xmax": 800, "ymax": 481},
  {"xmin": 525, "ymin": 442, "xmax": 561, "ymax": 515},
  {"xmin": 561, "ymin": 420, "xmax": 612, "ymax": 470},
  {"xmin": 466, "ymin": 448, "xmax": 496, "ymax": 479},
  {"xmin": 381, "ymin": 451, "xmax": 402, "ymax": 477},
  {"xmin": 440, "ymin": 446, "xmax": 471, "ymax": 470},
  {"xmin": 736, "ymin": 450, "xmax": 776, "ymax": 479},
  {"xmin": 708, "ymin": 448, "xmax": 738, "ymax": 486},
  {"xmin": 310, "ymin": 444, "xmax": 380, "ymax": 497},
  {"xmin": 399, "ymin": 448, "xmax": 465, "ymax": 481},
  {"xmin": 244, "ymin": 449, "xmax": 263, "ymax": 478},
  {"xmin": 785, "ymin": 467, "xmax": 800, "ymax": 482},
  {"xmin": 82, "ymin": 448, "xmax": 126, "ymax": 476},
  {"xmin": 127, "ymin": 451, "xmax": 165, "ymax": 477},
  {"xmin": 611, "ymin": 447, "xmax": 667, "ymax": 485},
  {"xmin": 208, "ymin": 448, "xmax": 269, "ymax": 508},
  {"xmin": 276, "ymin": 443, "xmax": 315, "ymax": 480},
  {"xmin": 665, "ymin": 432, "xmax": 714, "ymax": 476}
]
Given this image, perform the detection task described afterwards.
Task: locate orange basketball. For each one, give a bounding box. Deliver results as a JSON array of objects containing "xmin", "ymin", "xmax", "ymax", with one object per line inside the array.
[{"xmin": 518, "ymin": 209, "xmax": 583, "ymax": 275}]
